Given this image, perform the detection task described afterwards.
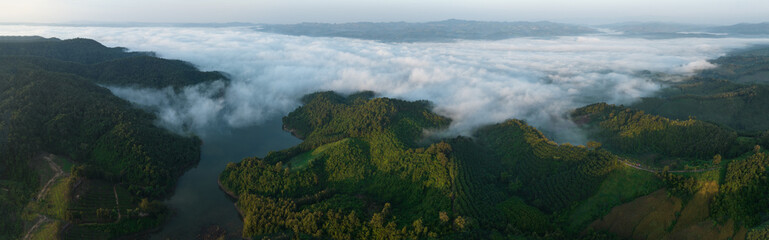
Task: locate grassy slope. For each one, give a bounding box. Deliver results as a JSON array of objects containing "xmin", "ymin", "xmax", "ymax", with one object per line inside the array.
[
  {"xmin": 589, "ymin": 189, "xmax": 681, "ymax": 239},
  {"xmin": 25, "ymin": 176, "xmax": 72, "ymax": 220},
  {"xmin": 579, "ymin": 124, "xmax": 764, "ymax": 239},
  {"xmin": 287, "ymin": 138, "xmax": 351, "ymax": 171},
  {"xmin": 588, "ymin": 174, "xmax": 747, "ymax": 240},
  {"xmin": 566, "ymin": 165, "xmax": 662, "ymax": 232},
  {"xmin": 27, "ymin": 221, "xmax": 62, "ymax": 240}
]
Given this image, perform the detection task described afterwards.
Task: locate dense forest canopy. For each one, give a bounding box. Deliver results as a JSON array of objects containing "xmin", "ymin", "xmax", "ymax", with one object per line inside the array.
[
  {"xmin": 2, "ymin": 36, "xmax": 769, "ymax": 240},
  {"xmin": 221, "ymin": 91, "xmax": 625, "ymax": 239},
  {"xmin": 573, "ymin": 102, "xmax": 741, "ymax": 159},
  {"xmin": 633, "ymin": 46, "xmax": 769, "ymax": 134},
  {"xmin": 0, "ymin": 36, "xmax": 226, "ymax": 89},
  {"xmin": 0, "ymin": 36, "xmax": 147, "ymax": 64},
  {"xmin": 223, "ymin": 86, "xmax": 769, "ymax": 239},
  {"xmin": 0, "ymin": 36, "xmax": 216, "ymax": 239}
]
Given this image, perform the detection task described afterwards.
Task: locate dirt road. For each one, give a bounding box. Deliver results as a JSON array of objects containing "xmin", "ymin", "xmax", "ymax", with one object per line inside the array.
[
  {"xmin": 114, "ymin": 185, "xmax": 122, "ymax": 222},
  {"xmin": 23, "ymin": 215, "xmax": 49, "ymax": 240},
  {"xmin": 24, "ymin": 154, "xmax": 66, "ymax": 240},
  {"xmin": 619, "ymin": 158, "xmax": 718, "ymax": 173},
  {"xmin": 36, "ymin": 154, "xmax": 64, "ymax": 201}
]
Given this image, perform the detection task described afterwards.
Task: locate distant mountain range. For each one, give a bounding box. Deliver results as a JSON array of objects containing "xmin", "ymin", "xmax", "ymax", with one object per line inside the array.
[
  {"xmin": 255, "ymin": 20, "xmax": 769, "ymax": 41},
  {"xmin": 255, "ymin": 19, "xmax": 598, "ymax": 42},
  {"xmin": 709, "ymin": 22, "xmax": 769, "ymax": 35},
  {"xmin": 600, "ymin": 22, "xmax": 769, "ymax": 38},
  {"xmin": 3, "ymin": 20, "xmax": 769, "ymax": 41},
  {"xmin": 599, "ymin": 22, "xmax": 711, "ymax": 34}
]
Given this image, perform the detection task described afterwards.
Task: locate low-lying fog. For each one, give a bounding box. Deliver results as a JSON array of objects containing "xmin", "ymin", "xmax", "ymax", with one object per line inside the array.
[{"xmin": 2, "ymin": 25, "xmax": 769, "ymax": 143}]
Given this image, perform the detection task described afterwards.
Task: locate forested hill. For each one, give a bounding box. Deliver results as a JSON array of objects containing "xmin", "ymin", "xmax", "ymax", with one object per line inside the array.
[
  {"xmin": 559, "ymin": 47, "xmax": 769, "ymax": 239},
  {"xmin": 221, "ymin": 90, "xmax": 769, "ymax": 239},
  {"xmin": 0, "ymin": 36, "xmax": 226, "ymax": 89},
  {"xmin": 573, "ymin": 103, "xmax": 741, "ymax": 159},
  {"xmin": 632, "ymin": 46, "xmax": 769, "ymax": 134},
  {"xmin": 0, "ymin": 36, "xmax": 148, "ymax": 64},
  {"xmin": 219, "ymin": 91, "xmax": 622, "ymax": 239},
  {"xmin": 0, "ymin": 37, "xmax": 209, "ymax": 239}
]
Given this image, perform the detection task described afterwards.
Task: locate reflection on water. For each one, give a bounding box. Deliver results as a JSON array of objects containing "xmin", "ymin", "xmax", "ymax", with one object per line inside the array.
[{"xmin": 153, "ymin": 118, "xmax": 301, "ymax": 239}]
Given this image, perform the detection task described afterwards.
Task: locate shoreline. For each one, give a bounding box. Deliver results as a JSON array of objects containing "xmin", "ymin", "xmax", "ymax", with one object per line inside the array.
[
  {"xmin": 217, "ymin": 178, "xmax": 244, "ymax": 219},
  {"xmin": 282, "ymin": 124, "xmax": 304, "ymax": 140},
  {"xmin": 216, "ymin": 178, "xmax": 238, "ymax": 200}
]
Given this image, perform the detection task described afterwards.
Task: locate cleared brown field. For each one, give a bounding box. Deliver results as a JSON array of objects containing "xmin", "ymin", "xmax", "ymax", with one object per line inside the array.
[
  {"xmin": 672, "ymin": 181, "xmax": 718, "ymax": 232},
  {"xmin": 589, "ymin": 183, "xmax": 747, "ymax": 240},
  {"xmin": 589, "ymin": 189, "xmax": 681, "ymax": 239}
]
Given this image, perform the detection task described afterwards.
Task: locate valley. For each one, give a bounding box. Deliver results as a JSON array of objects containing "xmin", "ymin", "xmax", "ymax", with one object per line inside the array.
[{"xmin": 1, "ymin": 32, "xmax": 769, "ymax": 239}]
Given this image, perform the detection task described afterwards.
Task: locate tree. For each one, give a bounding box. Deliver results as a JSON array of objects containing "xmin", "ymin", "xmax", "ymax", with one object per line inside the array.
[
  {"xmin": 439, "ymin": 211, "xmax": 449, "ymax": 224},
  {"xmin": 713, "ymin": 154, "xmax": 722, "ymax": 165},
  {"xmin": 586, "ymin": 141, "xmax": 602, "ymax": 150},
  {"xmin": 453, "ymin": 216, "xmax": 467, "ymax": 231},
  {"xmin": 139, "ymin": 198, "xmax": 164, "ymax": 215}
]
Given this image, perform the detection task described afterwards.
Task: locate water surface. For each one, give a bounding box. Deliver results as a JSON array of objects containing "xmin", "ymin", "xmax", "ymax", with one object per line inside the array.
[{"xmin": 153, "ymin": 118, "xmax": 301, "ymax": 239}]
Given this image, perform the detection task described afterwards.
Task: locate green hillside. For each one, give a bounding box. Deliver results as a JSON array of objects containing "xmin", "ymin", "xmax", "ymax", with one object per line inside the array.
[
  {"xmin": 4, "ymin": 36, "xmax": 769, "ymax": 240},
  {"xmin": 633, "ymin": 46, "xmax": 769, "ymax": 134},
  {"xmin": 221, "ymin": 91, "xmax": 624, "ymax": 239},
  {"xmin": 0, "ymin": 36, "xmax": 226, "ymax": 89},
  {"xmin": 0, "ymin": 37, "xmax": 211, "ymax": 239},
  {"xmin": 0, "ymin": 36, "xmax": 147, "ymax": 64},
  {"xmin": 573, "ymin": 103, "xmax": 741, "ymax": 160},
  {"xmin": 221, "ymin": 89, "xmax": 769, "ymax": 239}
]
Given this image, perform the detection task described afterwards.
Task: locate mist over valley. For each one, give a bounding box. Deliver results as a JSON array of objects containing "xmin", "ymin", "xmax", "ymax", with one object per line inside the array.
[
  {"xmin": 2, "ymin": 24, "xmax": 767, "ymax": 144},
  {"xmin": 3, "ymin": 15, "xmax": 769, "ymax": 240}
]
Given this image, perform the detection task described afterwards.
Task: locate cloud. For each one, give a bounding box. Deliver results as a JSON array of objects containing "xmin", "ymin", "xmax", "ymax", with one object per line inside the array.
[
  {"xmin": 104, "ymin": 80, "xmax": 227, "ymax": 134},
  {"xmin": 678, "ymin": 59, "xmax": 718, "ymax": 73},
  {"xmin": 2, "ymin": 25, "xmax": 768, "ymax": 143}
]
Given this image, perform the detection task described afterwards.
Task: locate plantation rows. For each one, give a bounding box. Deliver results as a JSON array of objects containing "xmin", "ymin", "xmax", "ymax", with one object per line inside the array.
[
  {"xmin": 68, "ymin": 181, "xmax": 118, "ymax": 223},
  {"xmin": 114, "ymin": 185, "xmax": 135, "ymax": 210},
  {"xmin": 62, "ymin": 225, "xmax": 109, "ymax": 240},
  {"xmin": 527, "ymin": 170, "xmax": 602, "ymax": 212},
  {"xmin": 450, "ymin": 139, "xmax": 508, "ymax": 229},
  {"xmin": 476, "ymin": 120, "xmax": 618, "ymax": 213}
]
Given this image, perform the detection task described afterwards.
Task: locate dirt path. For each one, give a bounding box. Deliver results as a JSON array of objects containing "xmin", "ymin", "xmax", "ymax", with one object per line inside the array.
[
  {"xmin": 668, "ymin": 167, "xmax": 719, "ymax": 173},
  {"xmin": 22, "ymin": 215, "xmax": 49, "ymax": 240},
  {"xmin": 113, "ymin": 185, "xmax": 121, "ymax": 222},
  {"xmin": 24, "ymin": 154, "xmax": 66, "ymax": 240},
  {"xmin": 619, "ymin": 159, "xmax": 719, "ymax": 173},
  {"xmin": 620, "ymin": 159, "xmax": 657, "ymax": 173},
  {"xmin": 36, "ymin": 154, "xmax": 64, "ymax": 201}
]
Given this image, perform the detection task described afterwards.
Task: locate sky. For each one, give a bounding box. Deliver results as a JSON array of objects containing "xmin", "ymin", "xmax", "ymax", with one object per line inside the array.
[{"xmin": 1, "ymin": 0, "xmax": 768, "ymax": 25}]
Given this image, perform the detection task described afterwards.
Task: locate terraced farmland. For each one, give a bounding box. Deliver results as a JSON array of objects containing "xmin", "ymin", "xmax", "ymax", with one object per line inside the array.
[{"xmin": 68, "ymin": 180, "xmax": 124, "ymax": 223}]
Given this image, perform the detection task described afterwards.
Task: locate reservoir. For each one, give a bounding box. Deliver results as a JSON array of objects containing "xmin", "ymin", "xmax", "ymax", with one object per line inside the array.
[{"xmin": 152, "ymin": 118, "xmax": 301, "ymax": 239}]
